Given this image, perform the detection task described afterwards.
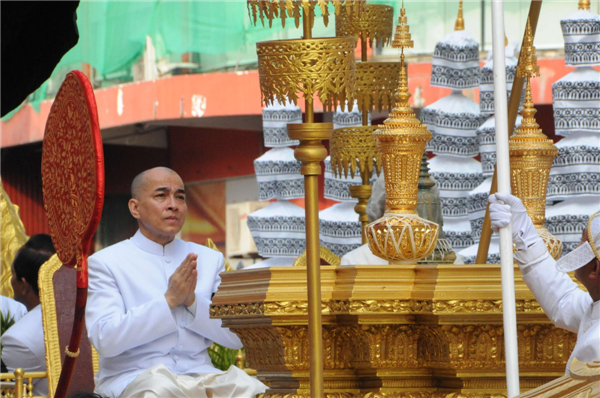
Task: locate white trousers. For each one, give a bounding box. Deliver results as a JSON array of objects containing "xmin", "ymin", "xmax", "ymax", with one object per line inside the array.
[{"xmin": 119, "ymin": 365, "xmax": 267, "ymax": 398}]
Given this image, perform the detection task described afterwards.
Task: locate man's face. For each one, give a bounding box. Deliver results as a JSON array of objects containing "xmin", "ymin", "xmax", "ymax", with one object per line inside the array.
[{"xmin": 129, "ymin": 169, "xmax": 187, "ymax": 245}]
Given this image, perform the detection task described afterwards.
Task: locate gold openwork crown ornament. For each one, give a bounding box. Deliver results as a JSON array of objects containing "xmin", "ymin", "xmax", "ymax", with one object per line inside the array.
[
  {"xmin": 365, "ymin": 4, "xmax": 439, "ymax": 264},
  {"xmin": 256, "ymin": 38, "xmax": 357, "ymax": 110},
  {"xmin": 509, "ymin": 18, "xmax": 561, "ymax": 259},
  {"xmin": 336, "ymin": 3, "xmax": 400, "ymax": 114}
]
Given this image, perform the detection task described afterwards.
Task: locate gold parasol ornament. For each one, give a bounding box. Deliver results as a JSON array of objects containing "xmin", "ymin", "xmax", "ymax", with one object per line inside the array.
[
  {"xmin": 336, "ymin": 3, "xmax": 400, "ymax": 114},
  {"xmin": 365, "ymin": 3, "xmax": 439, "ymax": 264},
  {"xmin": 509, "ymin": 18, "xmax": 561, "ymax": 259},
  {"xmin": 256, "ymin": 37, "xmax": 357, "ymax": 111},
  {"xmin": 330, "ymin": 2, "xmax": 398, "ymax": 242},
  {"xmin": 247, "ymin": 0, "xmax": 364, "ymax": 29}
]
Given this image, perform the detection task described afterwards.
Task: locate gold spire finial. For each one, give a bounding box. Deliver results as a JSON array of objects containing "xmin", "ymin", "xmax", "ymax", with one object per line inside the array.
[
  {"xmin": 579, "ymin": 0, "xmax": 591, "ymax": 10},
  {"xmin": 508, "ymin": 16, "xmax": 559, "ymax": 259},
  {"xmin": 517, "ymin": 18, "xmax": 540, "ymax": 79},
  {"xmin": 455, "ymin": 0, "xmax": 465, "ymax": 31},
  {"xmin": 515, "ymin": 79, "xmax": 540, "ymax": 135},
  {"xmin": 392, "ymin": 1, "xmax": 414, "ymax": 52},
  {"xmin": 373, "ymin": 1, "xmax": 431, "ymax": 214},
  {"xmin": 367, "ymin": 0, "xmax": 438, "ymax": 264}
]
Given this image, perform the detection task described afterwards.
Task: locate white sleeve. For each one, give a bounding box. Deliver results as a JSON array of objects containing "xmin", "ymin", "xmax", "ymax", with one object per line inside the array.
[
  {"xmin": 185, "ymin": 253, "xmax": 243, "ymax": 349},
  {"xmin": 86, "ymin": 256, "xmax": 179, "ymax": 358},
  {"xmin": 515, "ymin": 240, "xmax": 592, "ymax": 333},
  {"xmin": 1, "ymin": 334, "xmax": 44, "ymax": 373}
]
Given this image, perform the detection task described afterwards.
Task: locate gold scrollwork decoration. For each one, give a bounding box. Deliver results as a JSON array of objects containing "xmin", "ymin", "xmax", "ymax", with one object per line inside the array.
[
  {"xmin": 209, "ymin": 302, "xmax": 265, "ymax": 318},
  {"xmin": 211, "ymin": 299, "xmax": 545, "ymax": 319},
  {"xmin": 335, "ymin": 4, "xmax": 394, "ymax": 49},
  {"xmin": 247, "ymin": 0, "xmax": 365, "ymax": 29},
  {"xmin": 256, "ymin": 38, "xmax": 357, "ymax": 110}
]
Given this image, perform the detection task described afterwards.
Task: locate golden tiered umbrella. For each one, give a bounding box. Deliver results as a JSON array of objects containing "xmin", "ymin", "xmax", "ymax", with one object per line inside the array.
[
  {"xmin": 365, "ymin": 4, "xmax": 439, "ymax": 264},
  {"xmin": 331, "ymin": 3, "xmax": 400, "ymax": 242},
  {"xmin": 248, "ymin": 1, "xmax": 363, "ymax": 396},
  {"xmin": 509, "ymin": 19, "xmax": 561, "ymax": 259}
]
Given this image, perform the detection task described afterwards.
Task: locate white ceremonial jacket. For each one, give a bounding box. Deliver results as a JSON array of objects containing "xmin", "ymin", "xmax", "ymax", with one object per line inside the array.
[
  {"xmin": 340, "ymin": 244, "xmax": 388, "ymax": 266},
  {"xmin": 514, "ymin": 240, "xmax": 600, "ymax": 371},
  {"xmin": 1, "ymin": 296, "xmax": 27, "ymax": 323},
  {"xmin": 1, "ymin": 305, "xmax": 48, "ymax": 396},
  {"xmin": 86, "ymin": 230, "xmax": 242, "ymax": 398}
]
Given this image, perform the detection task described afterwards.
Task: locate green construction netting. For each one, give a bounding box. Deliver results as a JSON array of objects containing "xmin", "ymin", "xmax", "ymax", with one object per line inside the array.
[
  {"xmin": 3, "ymin": 0, "xmax": 550, "ymax": 121},
  {"xmin": 3, "ymin": 0, "xmax": 338, "ymax": 120}
]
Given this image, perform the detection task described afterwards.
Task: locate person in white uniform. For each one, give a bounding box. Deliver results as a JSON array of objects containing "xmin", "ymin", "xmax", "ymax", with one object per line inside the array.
[
  {"xmin": 1, "ymin": 295, "xmax": 27, "ymax": 323},
  {"xmin": 489, "ymin": 193, "xmax": 600, "ymax": 371},
  {"xmin": 1, "ymin": 234, "xmax": 56, "ymax": 396},
  {"xmin": 86, "ymin": 167, "xmax": 266, "ymax": 398}
]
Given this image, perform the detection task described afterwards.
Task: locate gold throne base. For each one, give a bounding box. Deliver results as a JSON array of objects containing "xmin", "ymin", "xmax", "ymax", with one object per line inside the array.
[{"xmin": 211, "ymin": 263, "xmax": 576, "ymax": 398}]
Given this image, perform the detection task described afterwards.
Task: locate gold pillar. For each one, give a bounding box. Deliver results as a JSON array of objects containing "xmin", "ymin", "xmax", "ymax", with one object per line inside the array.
[
  {"xmin": 365, "ymin": 4, "xmax": 439, "ymax": 264},
  {"xmin": 288, "ymin": 123, "xmax": 331, "ymax": 397},
  {"xmin": 509, "ymin": 19, "xmax": 561, "ymax": 259}
]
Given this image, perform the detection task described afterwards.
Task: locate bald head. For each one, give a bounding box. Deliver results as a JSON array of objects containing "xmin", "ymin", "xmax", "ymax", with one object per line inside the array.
[
  {"xmin": 131, "ymin": 167, "xmax": 180, "ymax": 199},
  {"xmin": 128, "ymin": 167, "xmax": 187, "ymax": 245}
]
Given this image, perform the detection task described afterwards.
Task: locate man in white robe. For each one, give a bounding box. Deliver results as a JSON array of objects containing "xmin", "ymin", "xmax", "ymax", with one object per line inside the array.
[
  {"xmin": 489, "ymin": 193, "xmax": 600, "ymax": 371},
  {"xmin": 1, "ymin": 234, "xmax": 56, "ymax": 396},
  {"xmin": 86, "ymin": 167, "xmax": 266, "ymax": 398}
]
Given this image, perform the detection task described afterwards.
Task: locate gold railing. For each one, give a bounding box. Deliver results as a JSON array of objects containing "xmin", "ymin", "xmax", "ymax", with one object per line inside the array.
[{"xmin": 1, "ymin": 369, "xmax": 48, "ymax": 398}]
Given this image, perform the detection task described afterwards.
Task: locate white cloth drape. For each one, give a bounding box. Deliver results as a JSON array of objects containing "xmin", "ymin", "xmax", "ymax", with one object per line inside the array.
[{"xmin": 120, "ymin": 365, "xmax": 266, "ymax": 398}]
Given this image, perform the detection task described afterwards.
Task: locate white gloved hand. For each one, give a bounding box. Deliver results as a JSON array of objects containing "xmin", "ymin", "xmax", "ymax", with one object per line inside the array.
[{"xmin": 488, "ymin": 193, "xmax": 540, "ymax": 251}]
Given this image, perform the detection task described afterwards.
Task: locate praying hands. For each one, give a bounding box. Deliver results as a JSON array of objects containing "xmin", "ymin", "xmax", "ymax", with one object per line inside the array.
[{"xmin": 164, "ymin": 253, "xmax": 198, "ymax": 309}]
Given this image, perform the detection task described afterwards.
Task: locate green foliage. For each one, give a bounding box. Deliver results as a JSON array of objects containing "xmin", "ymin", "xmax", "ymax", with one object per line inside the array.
[
  {"xmin": 207, "ymin": 343, "xmax": 242, "ymax": 371},
  {"xmin": 0, "ymin": 311, "xmax": 16, "ymax": 355}
]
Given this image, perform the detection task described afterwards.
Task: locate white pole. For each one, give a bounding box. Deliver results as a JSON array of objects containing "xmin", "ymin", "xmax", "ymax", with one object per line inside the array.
[{"xmin": 490, "ymin": 0, "xmax": 520, "ymax": 396}]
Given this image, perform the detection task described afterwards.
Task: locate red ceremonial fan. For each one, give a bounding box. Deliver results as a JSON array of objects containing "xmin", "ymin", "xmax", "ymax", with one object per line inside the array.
[{"xmin": 41, "ymin": 70, "xmax": 104, "ymax": 398}]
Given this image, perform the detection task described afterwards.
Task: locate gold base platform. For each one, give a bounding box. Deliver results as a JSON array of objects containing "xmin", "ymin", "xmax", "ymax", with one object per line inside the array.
[{"xmin": 211, "ymin": 264, "xmax": 576, "ymax": 397}]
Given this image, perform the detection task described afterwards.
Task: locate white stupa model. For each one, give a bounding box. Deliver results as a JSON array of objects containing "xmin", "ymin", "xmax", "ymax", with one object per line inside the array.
[
  {"xmin": 547, "ymin": 0, "xmax": 600, "ymax": 203},
  {"xmin": 248, "ymin": 101, "xmax": 305, "ymax": 267},
  {"xmin": 319, "ymin": 101, "xmax": 367, "ymax": 257},
  {"xmin": 423, "ymin": 1, "xmax": 486, "ymax": 253},
  {"xmin": 544, "ymin": 0, "xmax": 600, "ymax": 258}
]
